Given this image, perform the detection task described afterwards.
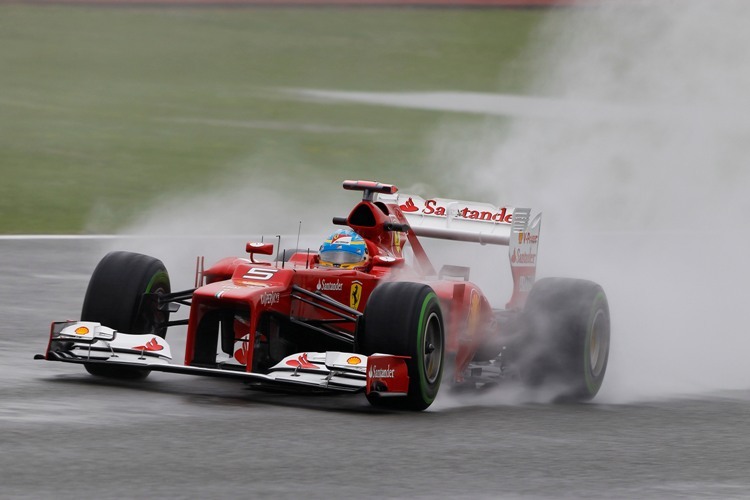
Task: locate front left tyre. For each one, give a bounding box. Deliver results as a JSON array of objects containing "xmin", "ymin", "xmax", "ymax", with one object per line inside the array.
[{"xmin": 80, "ymin": 251, "xmax": 171, "ymax": 380}]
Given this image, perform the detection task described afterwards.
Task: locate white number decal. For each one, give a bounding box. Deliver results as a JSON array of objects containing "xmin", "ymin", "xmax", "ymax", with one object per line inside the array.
[{"xmin": 243, "ymin": 267, "xmax": 279, "ymax": 281}]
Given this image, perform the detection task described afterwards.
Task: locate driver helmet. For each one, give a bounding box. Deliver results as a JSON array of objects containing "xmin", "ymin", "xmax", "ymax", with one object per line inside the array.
[{"xmin": 318, "ymin": 229, "xmax": 370, "ymax": 270}]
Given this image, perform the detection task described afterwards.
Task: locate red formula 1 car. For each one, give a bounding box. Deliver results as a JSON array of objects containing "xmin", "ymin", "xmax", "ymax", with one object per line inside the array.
[{"xmin": 38, "ymin": 180, "xmax": 610, "ymax": 411}]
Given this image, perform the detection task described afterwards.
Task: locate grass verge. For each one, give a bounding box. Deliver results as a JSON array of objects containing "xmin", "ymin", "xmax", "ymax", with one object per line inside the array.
[{"xmin": 0, "ymin": 5, "xmax": 544, "ymax": 233}]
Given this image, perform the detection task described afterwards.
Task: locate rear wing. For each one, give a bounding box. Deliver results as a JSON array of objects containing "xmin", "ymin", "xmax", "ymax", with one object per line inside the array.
[{"xmin": 379, "ymin": 193, "xmax": 541, "ymax": 309}]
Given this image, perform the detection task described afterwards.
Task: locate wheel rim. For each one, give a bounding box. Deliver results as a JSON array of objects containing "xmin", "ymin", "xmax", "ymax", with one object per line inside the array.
[
  {"xmin": 423, "ymin": 311, "xmax": 443, "ymax": 384},
  {"xmin": 589, "ymin": 309, "xmax": 608, "ymax": 378},
  {"xmin": 141, "ymin": 281, "xmax": 169, "ymax": 336}
]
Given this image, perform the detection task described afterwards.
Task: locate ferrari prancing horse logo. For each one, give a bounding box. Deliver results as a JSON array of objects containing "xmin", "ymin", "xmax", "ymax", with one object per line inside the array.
[{"xmin": 350, "ymin": 281, "xmax": 363, "ymax": 310}]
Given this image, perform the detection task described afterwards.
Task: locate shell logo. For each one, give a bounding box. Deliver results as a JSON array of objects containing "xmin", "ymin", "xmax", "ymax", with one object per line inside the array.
[
  {"xmin": 346, "ymin": 356, "xmax": 362, "ymax": 365},
  {"xmin": 74, "ymin": 326, "xmax": 90, "ymax": 335}
]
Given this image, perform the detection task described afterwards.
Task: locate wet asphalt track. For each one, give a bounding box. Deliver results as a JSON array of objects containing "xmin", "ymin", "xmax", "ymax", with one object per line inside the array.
[{"xmin": 2, "ymin": 239, "xmax": 750, "ymax": 499}]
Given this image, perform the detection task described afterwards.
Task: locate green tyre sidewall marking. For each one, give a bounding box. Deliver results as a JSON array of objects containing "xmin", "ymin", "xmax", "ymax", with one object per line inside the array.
[
  {"xmin": 416, "ymin": 292, "xmax": 441, "ymax": 405},
  {"xmin": 583, "ymin": 291, "xmax": 607, "ymax": 395},
  {"xmin": 145, "ymin": 270, "xmax": 170, "ymax": 293},
  {"xmin": 139, "ymin": 269, "xmax": 170, "ymax": 337}
]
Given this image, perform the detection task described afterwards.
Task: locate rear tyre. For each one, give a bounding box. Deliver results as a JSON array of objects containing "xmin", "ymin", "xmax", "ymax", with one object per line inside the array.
[
  {"xmin": 521, "ymin": 278, "xmax": 610, "ymax": 401},
  {"xmin": 358, "ymin": 282, "xmax": 444, "ymax": 411},
  {"xmin": 80, "ymin": 251, "xmax": 171, "ymax": 380}
]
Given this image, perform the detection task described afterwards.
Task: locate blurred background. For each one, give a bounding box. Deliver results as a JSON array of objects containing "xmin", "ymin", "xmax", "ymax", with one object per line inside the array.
[{"xmin": 0, "ymin": 0, "xmax": 545, "ymax": 235}]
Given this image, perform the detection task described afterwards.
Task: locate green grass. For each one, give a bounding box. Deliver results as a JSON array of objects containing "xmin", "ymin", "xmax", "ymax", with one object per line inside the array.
[{"xmin": 0, "ymin": 5, "xmax": 545, "ymax": 233}]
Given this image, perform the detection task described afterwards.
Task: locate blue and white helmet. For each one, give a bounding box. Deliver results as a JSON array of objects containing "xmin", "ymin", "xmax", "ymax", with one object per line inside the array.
[{"xmin": 318, "ymin": 229, "xmax": 370, "ymax": 270}]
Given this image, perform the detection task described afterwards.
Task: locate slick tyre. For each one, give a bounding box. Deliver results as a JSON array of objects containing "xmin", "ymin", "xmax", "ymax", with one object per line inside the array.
[
  {"xmin": 521, "ymin": 278, "xmax": 610, "ymax": 401},
  {"xmin": 80, "ymin": 251, "xmax": 171, "ymax": 380},
  {"xmin": 359, "ymin": 282, "xmax": 444, "ymax": 411}
]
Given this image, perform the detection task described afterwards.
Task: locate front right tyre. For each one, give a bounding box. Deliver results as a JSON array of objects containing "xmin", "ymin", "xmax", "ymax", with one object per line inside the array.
[{"xmin": 358, "ymin": 282, "xmax": 445, "ymax": 411}]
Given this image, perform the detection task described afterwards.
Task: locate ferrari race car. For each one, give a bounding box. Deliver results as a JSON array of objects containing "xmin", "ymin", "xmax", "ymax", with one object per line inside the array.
[{"xmin": 37, "ymin": 180, "xmax": 610, "ymax": 411}]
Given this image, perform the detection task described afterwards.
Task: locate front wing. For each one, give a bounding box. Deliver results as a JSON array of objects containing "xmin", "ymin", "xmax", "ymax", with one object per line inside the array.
[{"xmin": 38, "ymin": 321, "xmax": 409, "ymax": 396}]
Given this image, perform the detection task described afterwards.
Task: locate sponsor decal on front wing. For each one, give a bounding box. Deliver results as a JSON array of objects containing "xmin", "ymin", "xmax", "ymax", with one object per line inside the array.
[
  {"xmin": 368, "ymin": 365, "xmax": 396, "ymax": 379},
  {"xmin": 366, "ymin": 355, "xmax": 409, "ymax": 395},
  {"xmin": 132, "ymin": 338, "xmax": 164, "ymax": 352},
  {"xmin": 286, "ymin": 353, "xmax": 321, "ymax": 370}
]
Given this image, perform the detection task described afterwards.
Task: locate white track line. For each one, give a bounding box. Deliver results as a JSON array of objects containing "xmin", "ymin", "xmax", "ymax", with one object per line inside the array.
[
  {"xmin": 0, "ymin": 235, "xmax": 120, "ymax": 240},
  {"xmin": 0, "ymin": 234, "xmax": 311, "ymax": 241},
  {"xmin": 0, "ymin": 234, "xmax": 244, "ymax": 241}
]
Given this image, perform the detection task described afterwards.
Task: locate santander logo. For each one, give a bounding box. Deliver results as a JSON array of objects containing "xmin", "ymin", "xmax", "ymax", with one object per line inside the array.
[
  {"xmin": 511, "ymin": 249, "xmax": 537, "ymax": 265},
  {"xmin": 317, "ymin": 279, "xmax": 343, "ymax": 292},
  {"xmin": 400, "ymin": 197, "xmax": 420, "ymax": 212},
  {"xmin": 399, "ymin": 197, "xmax": 512, "ymax": 223},
  {"xmin": 286, "ymin": 353, "xmax": 318, "ymax": 369},
  {"xmin": 132, "ymin": 338, "xmax": 163, "ymax": 352},
  {"xmin": 368, "ymin": 364, "xmax": 396, "ymax": 379}
]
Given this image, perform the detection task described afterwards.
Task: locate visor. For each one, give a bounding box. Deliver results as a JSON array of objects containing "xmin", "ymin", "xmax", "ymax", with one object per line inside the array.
[{"xmin": 320, "ymin": 250, "xmax": 364, "ymax": 265}]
